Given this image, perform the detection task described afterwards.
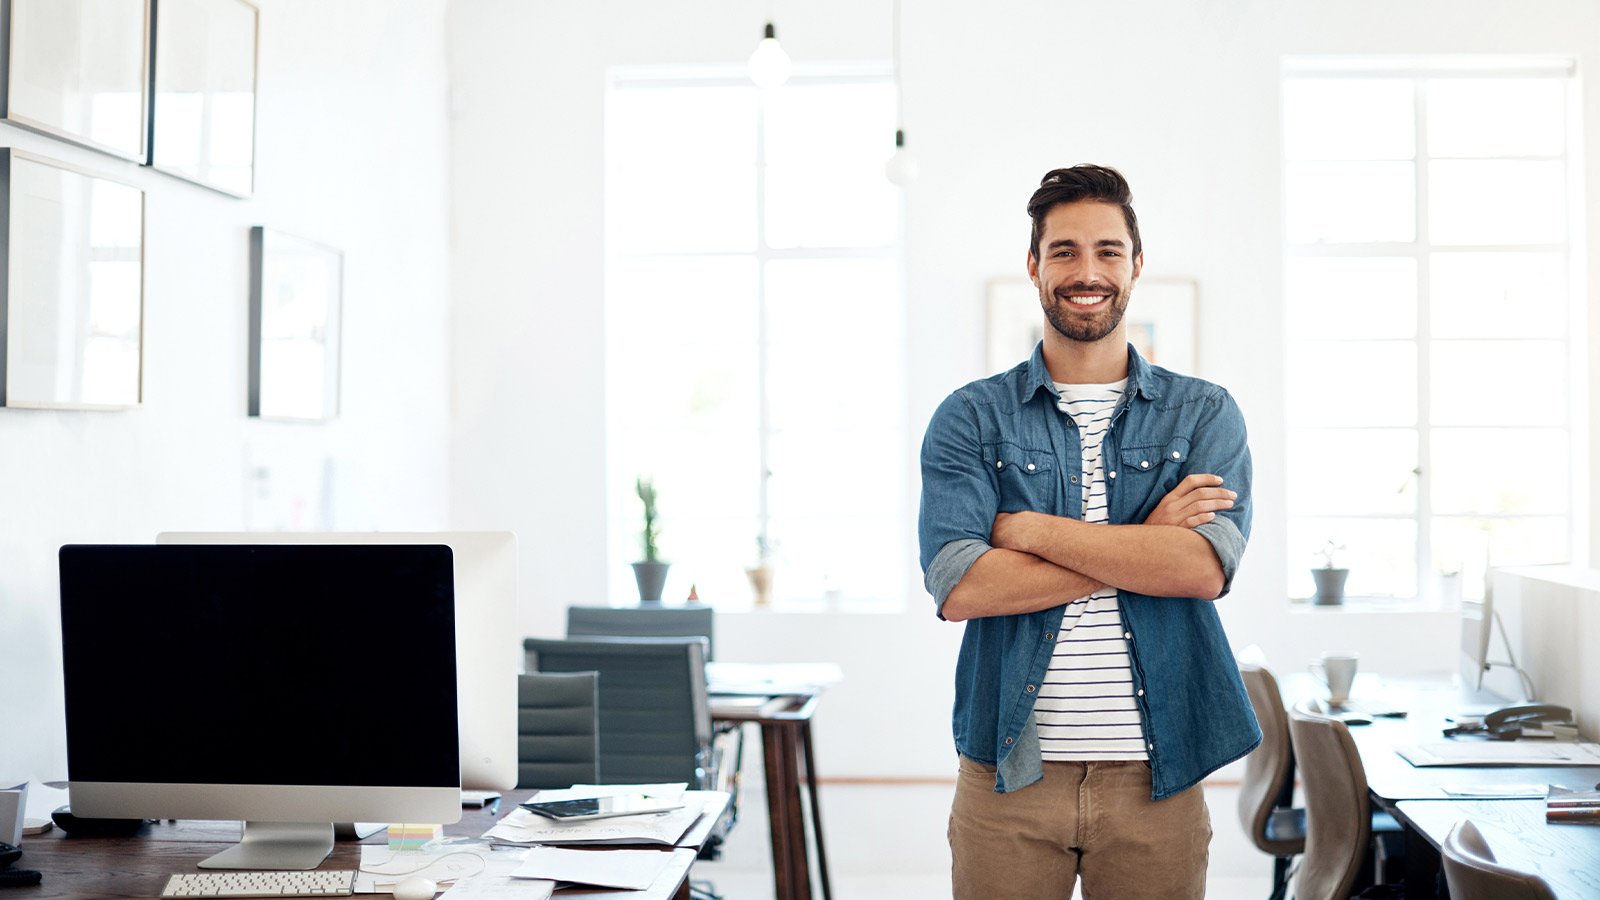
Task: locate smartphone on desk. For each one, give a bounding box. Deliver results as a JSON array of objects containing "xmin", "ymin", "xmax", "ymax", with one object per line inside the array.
[{"xmin": 521, "ymin": 794, "xmax": 683, "ymax": 821}]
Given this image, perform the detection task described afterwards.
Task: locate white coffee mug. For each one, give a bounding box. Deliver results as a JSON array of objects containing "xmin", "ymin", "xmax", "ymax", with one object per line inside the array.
[{"xmin": 1310, "ymin": 652, "xmax": 1359, "ymax": 706}]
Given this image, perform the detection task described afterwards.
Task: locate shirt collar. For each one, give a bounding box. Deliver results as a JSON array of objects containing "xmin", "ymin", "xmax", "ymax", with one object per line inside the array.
[{"xmin": 1019, "ymin": 341, "xmax": 1164, "ymax": 404}]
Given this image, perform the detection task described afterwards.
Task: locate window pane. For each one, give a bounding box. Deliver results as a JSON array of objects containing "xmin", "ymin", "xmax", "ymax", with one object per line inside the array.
[
  {"xmin": 1286, "ymin": 162, "xmax": 1415, "ymax": 244},
  {"xmin": 1283, "ymin": 78, "xmax": 1414, "ymax": 160},
  {"xmin": 1431, "ymin": 428, "xmax": 1568, "ymax": 516},
  {"xmin": 1430, "ymin": 252, "xmax": 1567, "ymax": 338},
  {"xmin": 606, "ymin": 86, "xmax": 758, "ymax": 252},
  {"xmin": 1288, "ymin": 429, "xmax": 1417, "ymax": 515},
  {"xmin": 766, "ymin": 258, "xmax": 899, "ymax": 431},
  {"xmin": 1428, "ymin": 160, "xmax": 1566, "ymax": 245},
  {"xmin": 1287, "ymin": 341, "xmax": 1416, "ymax": 427},
  {"xmin": 1428, "ymin": 79, "xmax": 1566, "ymax": 158},
  {"xmin": 1432, "ymin": 516, "xmax": 1569, "ymax": 576},
  {"xmin": 1430, "ymin": 340, "xmax": 1566, "ymax": 426},
  {"xmin": 765, "ymin": 82, "xmax": 898, "ymax": 249},
  {"xmin": 1289, "ymin": 517, "xmax": 1417, "ymax": 600},
  {"xmin": 1286, "ymin": 257, "xmax": 1416, "ymax": 339}
]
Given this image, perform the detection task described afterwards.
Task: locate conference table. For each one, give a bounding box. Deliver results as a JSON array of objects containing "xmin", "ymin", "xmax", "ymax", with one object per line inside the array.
[
  {"xmin": 18, "ymin": 788, "xmax": 728, "ymax": 899},
  {"xmin": 706, "ymin": 661, "xmax": 841, "ymax": 900},
  {"xmin": 1321, "ymin": 675, "xmax": 1600, "ymax": 899}
]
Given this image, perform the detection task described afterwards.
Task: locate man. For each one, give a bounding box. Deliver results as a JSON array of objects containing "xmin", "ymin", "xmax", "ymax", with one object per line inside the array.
[{"xmin": 918, "ymin": 165, "xmax": 1259, "ymax": 899}]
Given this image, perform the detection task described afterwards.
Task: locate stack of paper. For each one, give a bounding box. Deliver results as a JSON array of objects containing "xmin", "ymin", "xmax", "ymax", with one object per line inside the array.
[
  {"xmin": 485, "ymin": 784, "xmax": 711, "ymax": 848},
  {"xmin": 512, "ymin": 847, "xmax": 681, "ymax": 890},
  {"xmin": 1395, "ymin": 741, "xmax": 1600, "ymax": 767},
  {"xmin": 1546, "ymin": 785, "xmax": 1600, "ymax": 824}
]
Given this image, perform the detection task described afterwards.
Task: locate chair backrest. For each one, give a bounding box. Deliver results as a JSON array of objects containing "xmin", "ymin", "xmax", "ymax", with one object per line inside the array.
[
  {"xmin": 516, "ymin": 671, "xmax": 600, "ymax": 789},
  {"xmin": 1441, "ymin": 819, "xmax": 1558, "ymax": 900},
  {"xmin": 1287, "ymin": 699, "xmax": 1371, "ymax": 900},
  {"xmin": 566, "ymin": 605, "xmax": 715, "ymax": 661},
  {"xmin": 523, "ymin": 636, "xmax": 712, "ymax": 787},
  {"xmin": 1238, "ymin": 663, "xmax": 1302, "ymax": 857}
]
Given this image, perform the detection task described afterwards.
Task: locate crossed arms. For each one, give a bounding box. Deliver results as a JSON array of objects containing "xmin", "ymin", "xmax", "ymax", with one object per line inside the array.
[{"xmin": 941, "ymin": 474, "xmax": 1237, "ymax": 622}]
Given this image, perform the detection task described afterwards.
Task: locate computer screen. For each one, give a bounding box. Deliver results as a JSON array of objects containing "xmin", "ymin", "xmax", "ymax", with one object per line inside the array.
[
  {"xmin": 60, "ymin": 544, "xmax": 462, "ymax": 869},
  {"xmin": 158, "ymin": 531, "xmax": 520, "ymax": 792},
  {"xmin": 1459, "ymin": 580, "xmax": 1494, "ymax": 691}
]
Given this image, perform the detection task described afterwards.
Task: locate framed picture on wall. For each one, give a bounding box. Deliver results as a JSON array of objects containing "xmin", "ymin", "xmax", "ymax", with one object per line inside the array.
[
  {"xmin": 0, "ymin": 149, "xmax": 145, "ymax": 409},
  {"xmin": 248, "ymin": 226, "xmax": 342, "ymax": 421},
  {"xmin": 150, "ymin": 0, "xmax": 258, "ymax": 196},
  {"xmin": 0, "ymin": 0, "xmax": 149, "ymax": 161},
  {"xmin": 985, "ymin": 277, "xmax": 1199, "ymax": 375}
]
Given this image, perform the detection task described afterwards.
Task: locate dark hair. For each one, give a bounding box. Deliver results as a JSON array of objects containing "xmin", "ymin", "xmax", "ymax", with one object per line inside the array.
[{"xmin": 1026, "ymin": 165, "xmax": 1142, "ymax": 260}]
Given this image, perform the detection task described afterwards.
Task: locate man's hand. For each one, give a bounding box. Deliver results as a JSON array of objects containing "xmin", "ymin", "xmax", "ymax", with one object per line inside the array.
[
  {"xmin": 991, "ymin": 511, "xmax": 1040, "ymax": 554},
  {"xmin": 1145, "ymin": 473, "xmax": 1236, "ymax": 529}
]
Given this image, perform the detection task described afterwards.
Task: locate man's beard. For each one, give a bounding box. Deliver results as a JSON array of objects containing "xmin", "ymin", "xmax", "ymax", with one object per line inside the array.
[{"xmin": 1040, "ymin": 280, "xmax": 1132, "ymax": 343}]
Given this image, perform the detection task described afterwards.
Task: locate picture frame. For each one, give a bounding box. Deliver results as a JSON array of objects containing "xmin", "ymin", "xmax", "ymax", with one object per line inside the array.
[
  {"xmin": 149, "ymin": 0, "xmax": 258, "ymax": 196},
  {"xmin": 0, "ymin": 149, "xmax": 145, "ymax": 409},
  {"xmin": 985, "ymin": 277, "xmax": 1199, "ymax": 374},
  {"xmin": 0, "ymin": 0, "xmax": 150, "ymax": 161},
  {"xmin": 248, "ymin": 226, "xmax": 342, "ymax": 421}
]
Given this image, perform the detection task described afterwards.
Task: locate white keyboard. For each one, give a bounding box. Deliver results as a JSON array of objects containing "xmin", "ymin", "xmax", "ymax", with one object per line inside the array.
[{"xmin": 160, "ymin": 869, "xmax": 356, "ymax": 897}]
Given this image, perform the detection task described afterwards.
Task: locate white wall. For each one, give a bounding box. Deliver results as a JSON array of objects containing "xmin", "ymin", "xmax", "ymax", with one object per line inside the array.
[
  {"xmin": 445, "ymin": 0, "xmax": 1600, "ymax": 779},
  {"xmin": 0, "ymin": 0, "xmax": 455, "ymax": 786}
]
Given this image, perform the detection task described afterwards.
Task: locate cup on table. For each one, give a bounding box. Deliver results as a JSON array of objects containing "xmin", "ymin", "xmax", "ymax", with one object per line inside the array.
[{"xmin": 1310, "ymin": 652, "xmax": 1359, "ymax": 706}]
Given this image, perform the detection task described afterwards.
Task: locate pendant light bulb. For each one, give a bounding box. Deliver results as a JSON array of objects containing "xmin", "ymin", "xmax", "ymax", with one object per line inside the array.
[
  {"xmin": 885, "ymin": 128, "xmax": 919, "ymax": 186},
  {"xmin": 749, "ymin": 22, "xmax": 791, "ymax": 89}
]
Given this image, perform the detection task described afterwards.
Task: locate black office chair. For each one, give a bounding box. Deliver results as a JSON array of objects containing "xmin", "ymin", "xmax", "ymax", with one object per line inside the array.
[
  {"xmin": 516, "ymin": 671, "xmax": 600, "ymax": 789},
  {"xmin": 566, "ymin": 604, "xmax": 716, "ymax": 660}
]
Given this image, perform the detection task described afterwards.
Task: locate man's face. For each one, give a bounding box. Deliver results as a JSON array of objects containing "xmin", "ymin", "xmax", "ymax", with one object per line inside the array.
[{"xmin": 1027, "ymin": 200, "xmax": 1143, "ymax": 345}]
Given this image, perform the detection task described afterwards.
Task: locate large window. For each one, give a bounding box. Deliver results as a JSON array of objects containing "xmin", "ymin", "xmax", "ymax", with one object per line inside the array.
[
  {"xmin": 1282, "ymin": 59, "xmax": 1586, "ymax": 604},
  {"xmin": 604, "ymin": 69, "xmax": 905, "ymax": 610}
]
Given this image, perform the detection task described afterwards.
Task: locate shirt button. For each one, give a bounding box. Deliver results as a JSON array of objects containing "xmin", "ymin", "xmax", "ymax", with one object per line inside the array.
[
  {"xmin": 996, "ymin": 460, "xmax": 1004, "ymax": 469},
  {"xmin": 1026, "ymin": 463, "xmax": 1036, "ymax": 472},
  {"xmin": 1148, "ymin": 742, "xmax": 1155, "ymax": 750},
  {"xmin": 1137, "ymin": 689, "xmax": 1145, "ymax": 697},
  {"xmin": 1025, "ymin": 684, "xmax": 1036, "ymax": 693},
  {"xmin": 1171, "ymin": 451, "xmax": 1181, "ymax": 460},
  {"xmin": 1109, "ymin": 471, "xmax": 1117, "ymax": 479},
  {"xmin": 1044, "ymin": 632, "xmax": 1054, "ymax": 641},
  {"xmin": 1004, "ymin": 736, "xmax": 1014, "ymax": 745},
  {"xmin": 1140, "ymin": 460, "xmax": 1150, "ymax": 469},
  {"xmin": 1070, "ymin": 475, "xmax": 1079, "ymax": 484},
  {"xmin": 1124, "ymin": 631, "xmax": 1132, "ymax": 640}
]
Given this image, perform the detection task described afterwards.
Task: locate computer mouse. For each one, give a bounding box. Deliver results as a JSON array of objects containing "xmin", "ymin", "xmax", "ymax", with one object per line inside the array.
[{"xmin": 392, "ymin": 875, "xmax": 438, "ymax": 900}]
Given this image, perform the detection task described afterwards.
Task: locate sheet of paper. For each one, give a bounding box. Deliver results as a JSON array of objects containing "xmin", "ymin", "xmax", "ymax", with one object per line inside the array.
[
  {"xmin": 355, "ymin": 842, "xmax": 498, "ymax": 893},
  {"xmin": 512, "ymin": 846, "xmax": 674, "ymax": 890},
  {"xmin": 556, "ymin": 848, "xmax": 697, "ymax": 900},
  {"xmin": 486, "ymin": 801, "xmax": 703, "ymax": 847},
  {"xmin": 1440, "ymin": 783, "xmax": 1549, "ymax": 798},
  {"xmin": 1396, "ymin": 741, "xmax": 1600, "ymax": 767},
  {"xmin": 436, "ymin": 852, "xmax": 549, "ymax": 899}
]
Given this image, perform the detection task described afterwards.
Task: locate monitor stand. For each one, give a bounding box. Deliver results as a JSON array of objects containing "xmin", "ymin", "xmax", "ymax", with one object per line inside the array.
[{"xmin": 198, "ymin": 821, "xmax": 336, "ymax": 870}]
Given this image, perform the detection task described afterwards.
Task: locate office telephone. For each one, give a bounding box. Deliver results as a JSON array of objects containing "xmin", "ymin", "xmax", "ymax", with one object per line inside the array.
[{"xmin": 1443, "ymin": 703, "xmax": 1577, "ymax": 740}]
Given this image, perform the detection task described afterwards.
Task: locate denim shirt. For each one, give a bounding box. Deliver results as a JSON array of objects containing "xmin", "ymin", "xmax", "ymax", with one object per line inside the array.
[{"xmin": 918, "ymin": 343, "xmax": 1261, "ymax": 800}]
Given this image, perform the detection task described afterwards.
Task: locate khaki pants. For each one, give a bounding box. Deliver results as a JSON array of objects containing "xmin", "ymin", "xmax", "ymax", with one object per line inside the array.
[{"xmin": 949, "ymin": 756, "xmax": 1210, "ymax": 900}]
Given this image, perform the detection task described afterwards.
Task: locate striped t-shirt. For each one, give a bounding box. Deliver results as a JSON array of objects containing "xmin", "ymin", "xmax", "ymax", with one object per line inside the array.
[{"xmin": 1035, "ymin": 379, "xmax": 1148, "ymax": 761}]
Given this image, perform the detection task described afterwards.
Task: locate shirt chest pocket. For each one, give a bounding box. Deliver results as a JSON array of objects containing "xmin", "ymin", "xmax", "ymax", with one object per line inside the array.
[
  {"xmin": 1117, "ymin": 437, "xmax": 1191, "ymax": 499},
  {"xmin": 984, "ymin": 441, "xmax": 1056, "ymax": 513}
]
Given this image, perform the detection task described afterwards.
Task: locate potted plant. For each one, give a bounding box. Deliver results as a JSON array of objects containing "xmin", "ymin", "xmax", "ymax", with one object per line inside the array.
[
  {"xmin": 1311, "ymin": 540, "xmax": 1349, "ymax": 606},
  {"xmin": 631, "ymin": 476, "xmax": 669, "ymax": 605},
  {"xmin": 745, "ymin": 535, "xmax": 774, "ymax": 609}
]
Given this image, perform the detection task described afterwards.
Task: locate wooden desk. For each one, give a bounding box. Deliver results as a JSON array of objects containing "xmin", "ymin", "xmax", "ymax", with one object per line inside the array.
[
  {"xmin": 1395, "ymin": 799, "xmax": 1600, "ymax": 899},
  {"xmin": 18, "ymin": 789, "xmax": 713, "ymax": 899},
  {"xmin": 707, "ymin": 662, "xmax": 840, "ymax": 900}
]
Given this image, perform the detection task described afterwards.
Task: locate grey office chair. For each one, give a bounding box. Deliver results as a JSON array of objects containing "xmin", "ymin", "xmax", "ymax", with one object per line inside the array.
[
  {"xmin": 1286, "ymin": 699, "xmax": 1405, "ymax": 900},
  {"xmin": 516, "ymin": 671, "xmax": 600, "ymax": 789},
  {"xmin": 566, "ymin": 604, "xmax": 716, "ymax": 660},
  {"xmin": 1441, "ymin": 819, "xmax": 1557, "ymax": 900},
  {"xmin": 523, "ymin": 636, "xmax": 714, "ymax": 786},
  {"xmin": 1238, "ymin": 663, "xmax": 1304, "ymax": 900}
]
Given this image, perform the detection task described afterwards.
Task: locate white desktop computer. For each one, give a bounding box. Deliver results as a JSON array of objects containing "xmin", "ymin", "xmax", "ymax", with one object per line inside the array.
[
  {"xmin": 59, "ymin": 544, "xmax": 463, "ymax": 870},
  {"xmin": 158, "ymin": 531, "xmax": 521, "ymax": 793}
]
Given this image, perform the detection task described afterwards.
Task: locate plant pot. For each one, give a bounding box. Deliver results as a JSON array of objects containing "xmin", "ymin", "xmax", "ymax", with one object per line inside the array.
[
  {"xmin": 745, "ymin": 564, "xmax": 773, "ymax": 608},
  {"xmin": 1311, "ymin": 567, "xmax": 1349, "ymax": 606},
  {"xmin": 631, "ymin": 560, "xmax": 670, "ymax": 605}
]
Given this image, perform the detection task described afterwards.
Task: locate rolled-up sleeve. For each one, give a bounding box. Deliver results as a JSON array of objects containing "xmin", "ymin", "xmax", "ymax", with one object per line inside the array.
[
  {"xmin": 919, "ymin": 393, "xmax": 1000, "ymax": 617},
  {"xmin": 1187, "ymin": 389, "xmax": 1253, "ymax": 597}
]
